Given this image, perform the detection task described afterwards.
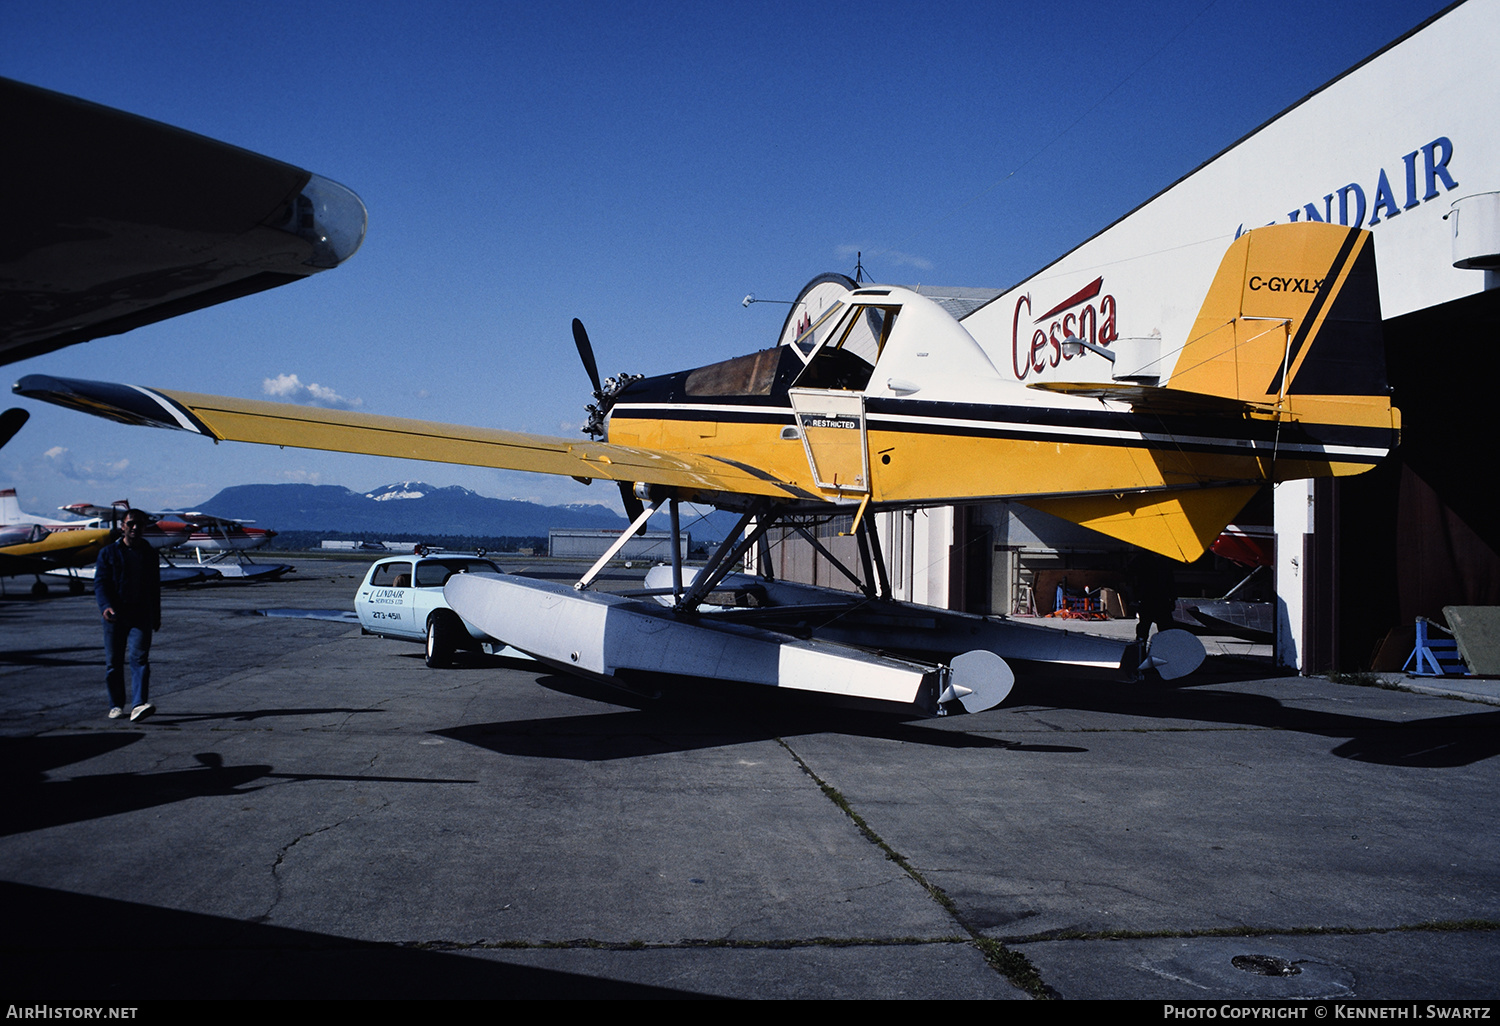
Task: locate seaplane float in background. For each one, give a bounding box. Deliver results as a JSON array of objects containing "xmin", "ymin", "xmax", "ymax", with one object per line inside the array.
[
  {"xmin": 166, "ymin": 510, "xmax": 289, "ymax": 581},
  {"xmin": 4, "ymin": 78, "xmax": 1398, "ymax": 715}
]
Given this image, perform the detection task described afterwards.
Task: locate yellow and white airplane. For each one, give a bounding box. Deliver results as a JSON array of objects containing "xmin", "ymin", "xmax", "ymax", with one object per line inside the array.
[
  {"xmin": 16, "ymin": 224, "xmax": 1396, "ymax": 553},
  {"xmin": 0, "ymin": 521, "xmax": 114, "ymax": 596},
  {"xmin": 5, "ymin": 80, "xmax": 1398, "ymax": 716},
  {"xmin": 14, "ymin": 221, "xmax": 1398, "ymax": 714}
]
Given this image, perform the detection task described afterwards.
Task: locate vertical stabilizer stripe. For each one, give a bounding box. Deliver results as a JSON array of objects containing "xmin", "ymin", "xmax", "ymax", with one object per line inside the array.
[{"xmin": 1265, "ymin": 226, "xmax": 1362, "ymax": 396}]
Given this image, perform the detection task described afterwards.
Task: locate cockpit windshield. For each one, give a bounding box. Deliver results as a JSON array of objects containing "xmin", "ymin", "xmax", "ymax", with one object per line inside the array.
[
  {"xmin": 788, "ymin": 300, "xmax": 846, "ymax": 359},
  {"xmin": 791, "ymin": 303, "xmax": 900, "ymax": 392},
  {"xmin": 0, "ymin": 524, "xmax": 49, "ymax": 545}
]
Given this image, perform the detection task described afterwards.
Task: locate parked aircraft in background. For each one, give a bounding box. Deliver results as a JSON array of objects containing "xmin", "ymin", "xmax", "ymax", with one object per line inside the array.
[
  {"xmin": 166, "ymin": 511, "xmax": 290, "ymax": 581},
  {"xmin": 57, "ymin": 501, "xmax": 193, "ymax": 550},
  {"xmin": 91, "ymin": 505, "xmax": 288, "ymax": 581},
  {"xmin": 9, "ymin": 498, "xmax": 207, "ymax": 586},
  {"xmin": 1, "ymin": 487, "xmax": 82, "ymax": 529},
  {"xmin": 1185, "ymin": 523, "xmax": 1277, "ymax": 642},
  {"xmin": 170, "ymin": 513, "xmax": 276, "ymax": 553},
  {"xmin": 0, "ymin": 521, "xmax": 112, "ymax": 595}
]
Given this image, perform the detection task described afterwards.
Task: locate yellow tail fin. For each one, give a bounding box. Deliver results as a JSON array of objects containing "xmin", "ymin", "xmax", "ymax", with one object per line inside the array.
[{"xmin": 1169, "ymin": 222, "xmax": 1388, "ymax": 407}]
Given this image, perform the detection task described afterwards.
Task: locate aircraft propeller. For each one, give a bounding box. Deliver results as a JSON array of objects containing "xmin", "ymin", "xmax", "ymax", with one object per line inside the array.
[
  {"xmin": 0, "ymin": 408, "xmax": 29, "ymax": 450},
  {"xmin": 571, "ymin": 319, "xmax": 647, "ymax": 528},
  {"xmin": 571, "ymin": 318, "xmax": 602, "ymax": 396}
]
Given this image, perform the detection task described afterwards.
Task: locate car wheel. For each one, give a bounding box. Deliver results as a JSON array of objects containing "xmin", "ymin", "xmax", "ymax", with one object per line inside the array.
[{"xmin": 426, "ymin": 615, "xmax": 459, "ymax": 668}]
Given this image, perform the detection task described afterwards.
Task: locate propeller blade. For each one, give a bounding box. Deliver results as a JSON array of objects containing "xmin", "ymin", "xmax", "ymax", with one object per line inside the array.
[
  {"xmin": 572, "ymin": 318, "xmax": 602, "ymax": 394},
  {"xmin": 617, "ymin": 481, "xmax": 647, "ymax": 534},
  {"xmin": 0, "ymin": 408, "xmax": 29, "ymax": 450}
]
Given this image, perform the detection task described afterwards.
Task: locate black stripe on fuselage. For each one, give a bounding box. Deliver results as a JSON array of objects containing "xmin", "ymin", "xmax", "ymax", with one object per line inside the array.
[
  {"xmin": 1266, "ymin": 226, "xmax": 1362, "ymax": 396},
  {"xmin": 610, "ymin": 397, "xmax": 1393, "ymax": 460}
]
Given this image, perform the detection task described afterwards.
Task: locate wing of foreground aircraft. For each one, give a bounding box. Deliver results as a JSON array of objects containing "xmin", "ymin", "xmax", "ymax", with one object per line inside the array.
[
  {"xmin": 7, "ymin": 377, "xmax": 821, "ymax": 503},
  {"xmin": 0, "ymin": 77, "xmax": 366, "ymax": 366}
]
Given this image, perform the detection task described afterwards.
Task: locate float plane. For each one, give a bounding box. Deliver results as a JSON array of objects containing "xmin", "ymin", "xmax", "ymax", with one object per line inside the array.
[
  {"xmin": 57, "ymin": 501, "xmax": 193, "ymax": 550},
  {"xmin": 166, "ymin": 511, "xmax": 290, "ymax": 581},
  {"xmin": 5, "ymin": 79, "xmax": 1398, "ymax": 715},
  {"xmin": 14, "ymin": 222, "xmax": 1398, "ymax": 714}
]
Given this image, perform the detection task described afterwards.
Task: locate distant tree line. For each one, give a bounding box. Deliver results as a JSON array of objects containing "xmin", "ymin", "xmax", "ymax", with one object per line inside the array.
[{"xmin": 268, "ymin": 530, "xmax": 549, "ymax": 554}]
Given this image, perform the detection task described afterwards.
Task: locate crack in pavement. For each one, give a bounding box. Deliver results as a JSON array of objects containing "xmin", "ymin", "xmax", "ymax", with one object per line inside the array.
[{"xmin": 773, "ymin": 736, "xmax": 1050, "ymax": 998}]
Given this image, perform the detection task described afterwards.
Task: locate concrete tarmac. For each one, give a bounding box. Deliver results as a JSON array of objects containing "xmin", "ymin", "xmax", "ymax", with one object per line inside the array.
[{"xmin": 2, "ymin": 559, "xmax": 1497, "ymax": 1000}]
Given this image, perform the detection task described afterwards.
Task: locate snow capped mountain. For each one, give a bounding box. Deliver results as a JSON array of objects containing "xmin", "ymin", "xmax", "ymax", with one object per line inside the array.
[{"xmin": 365, "ymin": 481, "xmax": 449, "ymax": 502}]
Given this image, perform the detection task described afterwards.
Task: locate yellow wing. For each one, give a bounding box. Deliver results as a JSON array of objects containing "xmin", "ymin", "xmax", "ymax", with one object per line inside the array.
[{"xmin": 10, "ymin": 375, "xmax": 815, "ymax": 502}]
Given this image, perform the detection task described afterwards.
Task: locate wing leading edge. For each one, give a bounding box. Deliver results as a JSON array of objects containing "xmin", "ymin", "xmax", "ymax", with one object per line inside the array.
[{"xmin": 10, "ymin": 374, "xmax": 813, "ymax": 502}]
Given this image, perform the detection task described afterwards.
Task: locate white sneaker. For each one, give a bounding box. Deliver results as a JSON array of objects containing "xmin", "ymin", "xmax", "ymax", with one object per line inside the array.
[
  {"xmin": 108, "ymin": 707, "xmax": 123, "ymax": 719},
  {"xmin": 129, "ymin": 703, "xmax": 155, "ymax": 722}
]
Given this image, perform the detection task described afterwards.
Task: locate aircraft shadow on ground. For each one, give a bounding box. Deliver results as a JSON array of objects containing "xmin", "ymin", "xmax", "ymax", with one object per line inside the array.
[
  {"xmin": 1006, "ymin": 674, "xmax": 1500, "ymax": 767},
  {"xmin": 437, "ymin": 663, "xmax": 1500, "ymax": 768},
  {"xmin": 0, "ymin": 644, "xmax": 101, "ymax": 668},
  {"xmin": 2, "ymin": 738, "xmax": 476, "ymax": 838},
  {"xmin": 1, "ymin": 880, "xmax": 703, "ymax": 1000},
  {"xmin": 142, "ymin": 705, "xmax": 389, "ymax": 726},
  {"xmin": 434, "ymin": 673, "xmax": 1080, "ymax": 761}
]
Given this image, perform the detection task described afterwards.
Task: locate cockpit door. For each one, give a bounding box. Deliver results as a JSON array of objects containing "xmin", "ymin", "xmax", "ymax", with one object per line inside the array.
[{"xmin": 788, "ymin": 388, "xmax": 869, "ymax": 496}]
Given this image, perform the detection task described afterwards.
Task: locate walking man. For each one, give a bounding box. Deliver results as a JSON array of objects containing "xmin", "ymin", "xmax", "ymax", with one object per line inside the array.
[{"xmin": 96, "ymin": 508, "xmax": 161, "ymax": 722}]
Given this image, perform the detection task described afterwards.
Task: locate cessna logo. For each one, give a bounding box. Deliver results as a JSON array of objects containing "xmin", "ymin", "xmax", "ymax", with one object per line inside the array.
[
  {"xmin": 1248, "ymin": 275, "xmax": 1326, "ymax": 293},
  {"xmin": 1011, "ymin": 276, "xmax": 1118, "ymax": 380}
]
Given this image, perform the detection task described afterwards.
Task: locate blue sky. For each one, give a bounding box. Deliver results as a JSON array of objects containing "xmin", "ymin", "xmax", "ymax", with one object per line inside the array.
[{"xmin": 2, "ymin": 0, "xmax": 1455, "ymax": 517}]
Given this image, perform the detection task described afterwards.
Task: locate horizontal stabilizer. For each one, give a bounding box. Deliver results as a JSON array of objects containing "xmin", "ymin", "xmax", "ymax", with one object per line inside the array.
[{"xmin": 1021, "ymin": 485, "xmax": 1259, "ymax": 562}]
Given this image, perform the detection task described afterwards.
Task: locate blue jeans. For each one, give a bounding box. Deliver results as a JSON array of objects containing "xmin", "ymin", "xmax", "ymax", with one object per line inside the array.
[{"xmin": 103, "ymin": 620, "xmax": 152, "ymax": 709}]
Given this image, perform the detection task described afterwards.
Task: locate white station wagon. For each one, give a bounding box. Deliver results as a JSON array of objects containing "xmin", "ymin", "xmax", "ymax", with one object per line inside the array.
[{"xmin": 354, "ymin": 553, "xmax": 514, "ymax": 667}]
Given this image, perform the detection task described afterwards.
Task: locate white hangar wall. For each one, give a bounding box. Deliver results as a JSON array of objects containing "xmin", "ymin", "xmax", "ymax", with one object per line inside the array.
[{"xmin": 960, "ymin": 0, "xmax": 1499, "ymax": 383}]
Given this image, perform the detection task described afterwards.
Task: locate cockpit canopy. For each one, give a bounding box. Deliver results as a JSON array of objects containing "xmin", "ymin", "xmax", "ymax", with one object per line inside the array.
[
  {"xmin": 0, "ymin": 523, "xmax": 51, "ymax": 546},
  {"xmin": 783, "ymin": 297, "xmax": 900, "ymax": 392},
  {"xmin": 612, "ymin": 283, "xmax": 1001, "ymax": 411}
]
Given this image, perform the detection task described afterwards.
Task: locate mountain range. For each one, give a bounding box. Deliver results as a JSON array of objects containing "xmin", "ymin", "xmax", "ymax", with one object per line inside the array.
[{"xmin": 190, "ymin": 482, "xmax": 629, "ymax": 538}]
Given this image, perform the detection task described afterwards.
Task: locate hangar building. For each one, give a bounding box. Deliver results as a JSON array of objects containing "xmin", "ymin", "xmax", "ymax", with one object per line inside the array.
[{"xmin": 764, "ymin": 0, "xmax": 1499, "ymax": 673}]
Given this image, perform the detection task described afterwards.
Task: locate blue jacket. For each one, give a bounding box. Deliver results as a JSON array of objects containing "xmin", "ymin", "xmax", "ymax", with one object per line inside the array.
[{"xmin": 95, "ymin": 538, "xmax": 161, "ymax": 629}]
